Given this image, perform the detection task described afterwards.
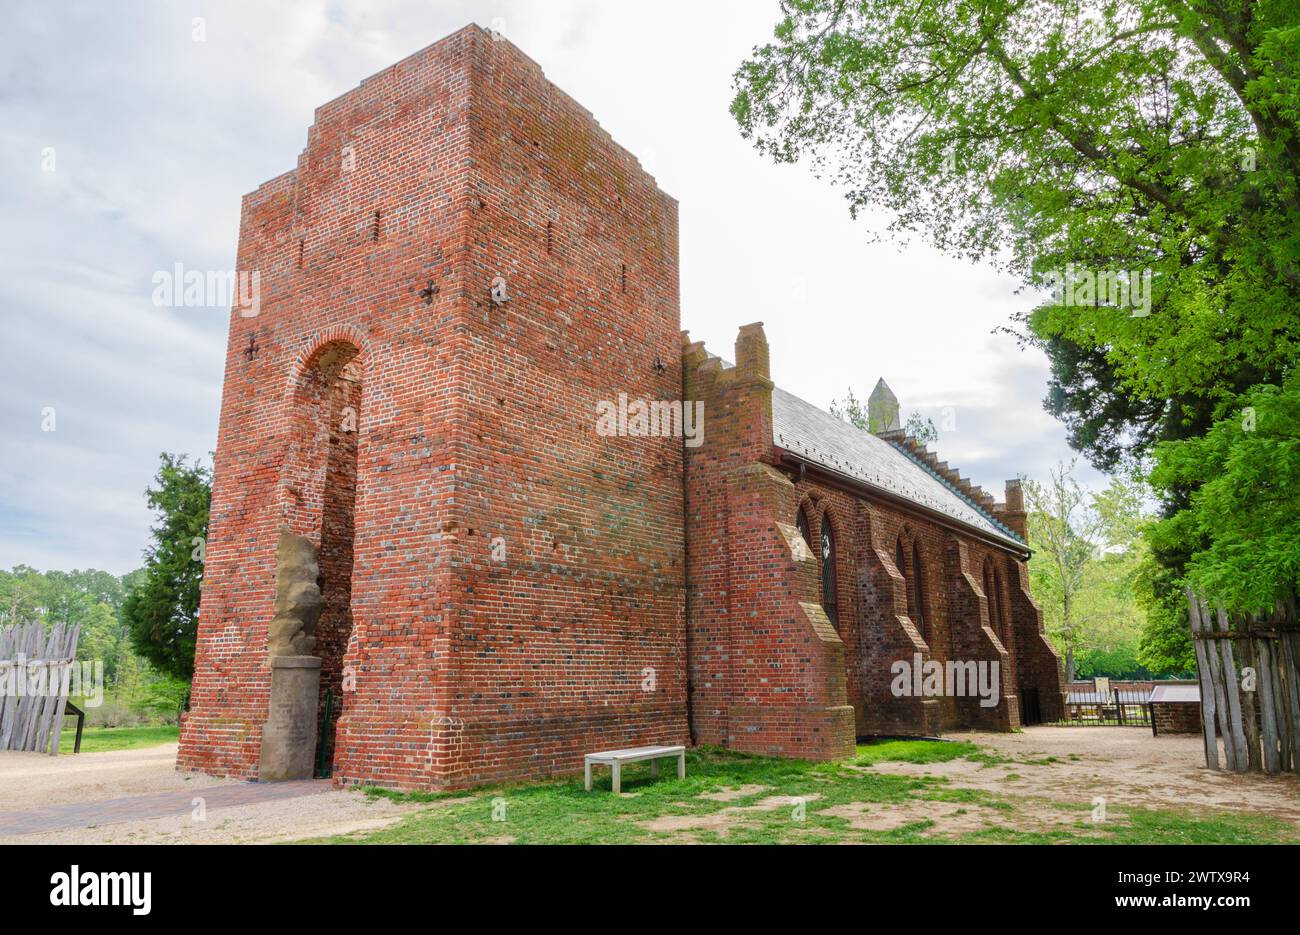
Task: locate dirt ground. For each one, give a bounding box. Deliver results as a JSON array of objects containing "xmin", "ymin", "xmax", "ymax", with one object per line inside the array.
[
  {"xmin": 0, "ymin": 743, "xmax": 225, "ymax": 810},
  {"xmin": 884, "ymin": 728, "xmax": 1300, "ymax": 828},
  {"xmin": 0, "ymin": 743, "xmax": 423, "ymax": 845},
  {"xmin": 638, "ymin": 728, "xmax": 1300, "ymax": 842},
  {"xmin": 2, "ymin": 729, "xmax": 1297, "ymax": 843}
]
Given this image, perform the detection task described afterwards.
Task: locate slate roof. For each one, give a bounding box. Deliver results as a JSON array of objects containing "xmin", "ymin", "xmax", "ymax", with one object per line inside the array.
[{"xmin": 771, "ymin": 386, "xmax": 1025, "ymax": 549}]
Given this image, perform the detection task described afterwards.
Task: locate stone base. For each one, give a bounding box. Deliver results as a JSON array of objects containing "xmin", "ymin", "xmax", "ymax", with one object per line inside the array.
[{"xmin": 258, "ymin": 655, "xmax": 321, "ymax": 782}]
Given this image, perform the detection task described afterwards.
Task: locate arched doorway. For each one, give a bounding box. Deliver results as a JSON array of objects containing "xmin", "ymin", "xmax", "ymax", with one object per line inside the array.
[{"xmin": 283, "ymin": 340, "xmax": 362, "ymax": 775}]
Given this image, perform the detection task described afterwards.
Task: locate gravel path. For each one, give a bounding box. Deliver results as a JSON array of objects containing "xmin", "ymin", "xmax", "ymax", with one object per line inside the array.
[
  {"xmin": 0, "ymin": 743, "xmax": 425, "ymax": 844},
  {"xmin": 0, "ymin": 743, "xmax": 226, "ymax": 809}
]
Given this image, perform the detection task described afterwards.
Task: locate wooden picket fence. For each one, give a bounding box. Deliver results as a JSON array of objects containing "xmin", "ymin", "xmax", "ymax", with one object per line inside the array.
[
  {"xmin": 1188, "ymin": 589, "xmax": 1300, "ymax": 774},
  {"xmin": 0, "ymin": 621, "xmax": 82, "ymax": 755}
]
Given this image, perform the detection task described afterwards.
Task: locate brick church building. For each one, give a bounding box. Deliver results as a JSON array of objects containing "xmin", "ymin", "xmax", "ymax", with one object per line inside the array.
[{"xmin": 177, "ymin": 25, "xmax": 1064, "ymax": 790}]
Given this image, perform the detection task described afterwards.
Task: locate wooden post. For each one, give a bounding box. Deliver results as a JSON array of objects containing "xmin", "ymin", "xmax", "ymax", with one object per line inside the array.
[
  {"xmin": 1239, "ymin": 636, "xmax": 1262, "ymax": 772},
  {"xmin": 1257, "ymin": 638, "xmax": 1282, "ymax": 773},
  {"xmin": 1204, "ymin": 602, "xmax": 1240, "ymax": 771},
  {"xmin": 1214, "ymin": 609, "xmax": 1249, "ymax": 772},
  {"xmin": 1188, "ymin": 591, "xmax": 1219, "ymax": 769},
  {"xmin": 48, "ymin": 624, "xmax": 79, "ymax": 756},
  {"xmin": 1201, "ymin": 601, "xmax": 1236, "ymax": 769},
  {"xmin": 1280, "ymin": 628, "xmax": 1300, "ymax": 774}
]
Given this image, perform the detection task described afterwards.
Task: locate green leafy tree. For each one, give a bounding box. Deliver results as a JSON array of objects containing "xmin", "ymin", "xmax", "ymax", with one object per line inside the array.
[
  {"xmin": 1149, "ymin": 373, "xmax": 1300, "ymax": 614},
  {"xmin": 121, "ymin": 453, "xmax": 212, "ymax": 681},
  {"xmin": 1134, "ymin": 546, "xmax": 1196, "ymax": 675},
  {"xmin": 138, "ymin": 673, "xmax": 191, "ymax": 724},
  {"xmin": 0, "ymin": 566, "xmax": 135, "ymax": 678},
  {"xmin": 1070, "ymin": 552, "xmax": 1147, "ymax": 673},
  {"xmin": 1025, "ymin": 461, "xmax": 1104, "ymax": 680},
  {"xmin": 733, "ymin": 0, "xmax": 1300, "ymax": 619},
  {"xmin": 1076, "ymin": 642, "xmax": 1151, "ymax": 680},
  {"xmin": 0, "ymin": 565, "xmax": 48, "ymax": 626}
]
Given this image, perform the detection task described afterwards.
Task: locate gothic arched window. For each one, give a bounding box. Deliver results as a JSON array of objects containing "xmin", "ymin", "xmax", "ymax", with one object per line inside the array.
[
  {"xmin": 911, "ymin": 541, "xmax": 926, "ymax": 637},
  {"xmin": 797, "ymin": 507, "xmax": 811, "ymax": 549},
  {"xmin": 983, "ymin": 562, "xmax": 1004, "ymax": 637},
  {"xmin": 993, "ymin": 567, "xmax": 1008, "ymax": 642},
  {"xmin": 821, "ymin": 515, "xmax": 838, "ymax": 627},
  {"xmin": 895, "ymin": 536, "xmax": 910, "ymax": 614}
]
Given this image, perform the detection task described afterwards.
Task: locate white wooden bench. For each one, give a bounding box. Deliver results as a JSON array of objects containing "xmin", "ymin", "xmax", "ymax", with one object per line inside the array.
[{"xmin": 584, "ymin": 744, "xmax": 685, "ymax": 793}]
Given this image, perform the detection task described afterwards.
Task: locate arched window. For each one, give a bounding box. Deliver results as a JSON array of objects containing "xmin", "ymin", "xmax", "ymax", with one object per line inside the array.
[
  {"xmin": 983, "ymin": 562, "xmax": 1003, "ymax": 637},
  {"xmin": 993, "ymin": 567, "xmax": 1008, "ymax": 642},
  {"xmin": 821, "ymin": 515, "xmax": 838, "ymax": 627},
  {"xmin": 911, "ymin": 542, "xmax": 926, "ymax": 637},
  {"xmin": 895, "ymin": 536, "xmax": 909, "ymax": 615},
  {"xmin": 797, "ymin": 507, "xmax": 811, "ymax": 549}
]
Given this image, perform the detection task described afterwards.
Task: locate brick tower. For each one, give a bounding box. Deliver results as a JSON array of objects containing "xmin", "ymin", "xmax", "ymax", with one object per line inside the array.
[{"xmin": 178, "ymin": 25, "xmax": 687, "ymax": 789}]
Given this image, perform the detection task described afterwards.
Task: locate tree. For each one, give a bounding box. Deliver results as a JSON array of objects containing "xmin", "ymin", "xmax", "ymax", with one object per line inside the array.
[
  {"xmin": 1134, "ymin": 547, "xmax": 1196, "ymax": 675},
  {"xmin": 0, "ymin": 566, "xmax": 47, "ymax": 627},
  {"xmin": 0, "ymin": 566, "xmax": 136, "ymax": 679},
  {"xmin": 121, "ymin": 453, "xmax": 212, "ymax": 681},
  {"xmin": 1025, "ymin": 461, "xmax": 1104, "ymax": 680},
  {"xmin": 1148, "ymin": 372, "xmax": 1300, "ymax": 615},
  {"xmin": 1091, "ymin": 471, "xmax": 1149, "ymax": 552},
  {"xmin": 733, "ymin": 1, "xmax": 1300, "ymax": 616}
]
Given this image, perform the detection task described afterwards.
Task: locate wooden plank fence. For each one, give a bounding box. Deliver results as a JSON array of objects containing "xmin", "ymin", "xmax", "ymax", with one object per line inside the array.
[
  {"xmin": 0, "ymin": 621, "xmax": 81, "ymax": 755},
  {"xmin": 1188, "ymin": 588, "xmax": 1300, "ymax": 774}
]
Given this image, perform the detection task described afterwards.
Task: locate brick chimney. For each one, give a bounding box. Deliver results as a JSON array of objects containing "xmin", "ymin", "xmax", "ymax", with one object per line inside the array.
[
  {"xmin": 1001, "ymin": 478, "xmax": 1028, "ymax": 541},
  {"xmin": 734, "ymin": 321, "xmax": 770, "ymax": 381}
]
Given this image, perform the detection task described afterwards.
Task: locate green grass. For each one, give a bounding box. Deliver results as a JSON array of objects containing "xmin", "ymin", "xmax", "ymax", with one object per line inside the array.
[
  {"xmin": 59, "ymin": 724, "xmax": 179, "ymax": 753},
  {"xmin": 306, "ymin": 741, "xmax": 1295, "ymax": 846},
  {"xmin": 854, "ymin": 739, "xmax": 977, "ymax": 766}
]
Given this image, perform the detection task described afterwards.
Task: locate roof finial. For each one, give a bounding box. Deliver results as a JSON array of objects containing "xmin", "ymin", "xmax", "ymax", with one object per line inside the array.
[{"xmin": 868, "ymin": 378, "xmax": 901, "ymax": 433}]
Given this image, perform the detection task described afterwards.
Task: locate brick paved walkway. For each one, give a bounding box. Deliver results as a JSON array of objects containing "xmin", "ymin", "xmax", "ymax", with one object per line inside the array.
[{"xmin": 0, "ymin": 780, "xmax": 331, "ymax": 836}]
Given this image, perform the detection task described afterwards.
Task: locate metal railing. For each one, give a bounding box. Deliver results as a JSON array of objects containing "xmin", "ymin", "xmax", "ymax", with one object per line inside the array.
[{"xmin": 1054, "ymin": 686, "xmax": 1152, "ymax": 727}]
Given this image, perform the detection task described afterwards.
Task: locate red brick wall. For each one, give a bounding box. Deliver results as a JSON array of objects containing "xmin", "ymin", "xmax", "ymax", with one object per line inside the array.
[
  {"xmin": 682, "ymin": 323, "xmax": 1064, "ymax": 746},
  {"xmin": 1153, "ymin": 702, "xmax": 1202, "ymax": 734},
  {"xmin": 180, "ymin": 26, "xmax": 687, "ymax": 789},
  {"xmin": 681, "ymin": 330, "xmax": 855, "ymax": 759},
  {"xmin": 432, "ymin": 27, "xmax": 687, "ymax": 787},
  {"xmin": 180, "ymin": 28, "xmax": 478, "ymax": 783}
]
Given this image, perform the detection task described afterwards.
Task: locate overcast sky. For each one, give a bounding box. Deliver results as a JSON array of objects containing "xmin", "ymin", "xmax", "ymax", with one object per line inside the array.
[{"xmin": 1, "ymin": 0, "xmax": 1105, "ymax": 576}]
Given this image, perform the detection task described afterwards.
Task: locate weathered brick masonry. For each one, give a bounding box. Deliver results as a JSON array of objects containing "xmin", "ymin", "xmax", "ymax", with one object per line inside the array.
[
  {"xmin": 179, "ymin": 25, "xmax": 1064, "ymax": 790},
  {"xmin": 180, "ymin": 26, "xmax": 686, "ymax": 789},
  {"xmin": 682, "ymin": 328, "xmax": 1064, "ymax": 757}
]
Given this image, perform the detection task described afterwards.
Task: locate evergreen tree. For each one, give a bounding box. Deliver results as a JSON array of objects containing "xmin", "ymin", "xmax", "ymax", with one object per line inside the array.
[{"xmin": 121, "ymin": 454, "xmax": 212, "ymax": 681}]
